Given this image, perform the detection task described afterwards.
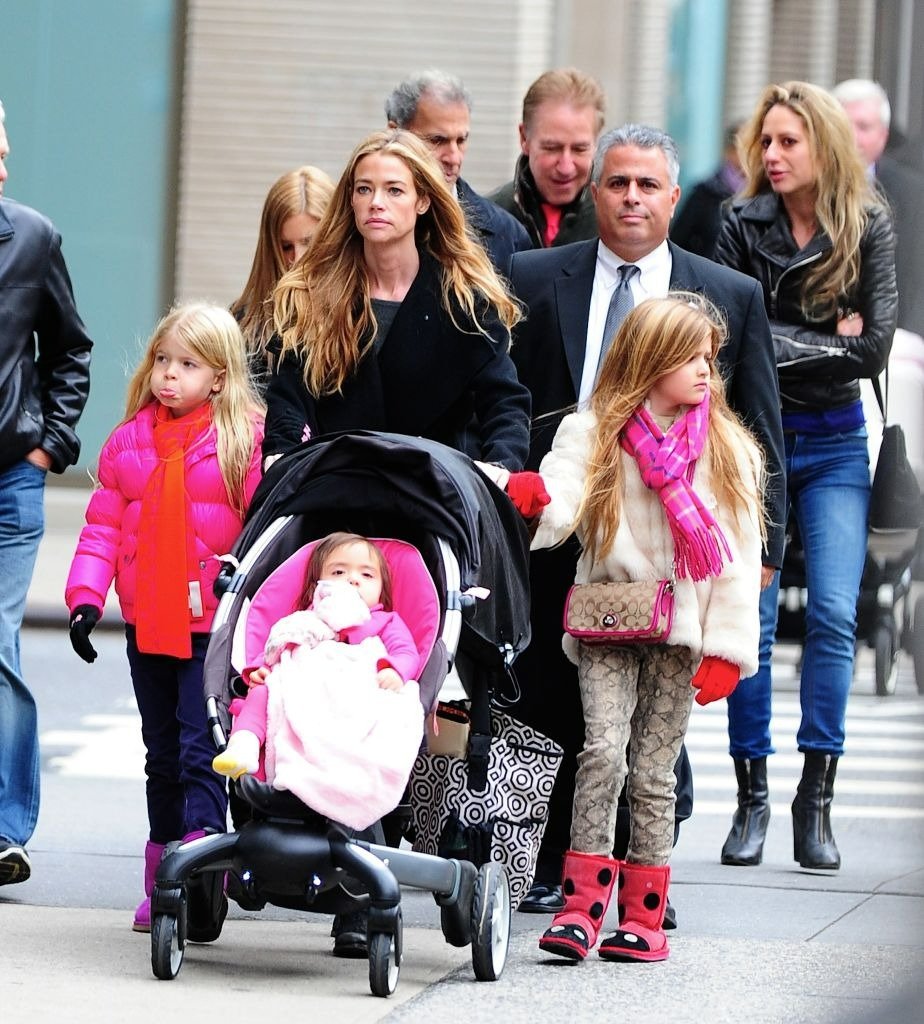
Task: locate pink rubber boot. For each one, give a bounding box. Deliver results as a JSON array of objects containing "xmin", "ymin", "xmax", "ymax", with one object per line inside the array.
[
  {"xmin": 598, "ymin": 862, "xmax": 671, "ymax": 962},
  {"xmin": 538, "ymin": 851, "xmax": 619, "ymax": 961},
  {"xmin": 132, "ymin": 841, "xmax": 166, "ymax": 933}
]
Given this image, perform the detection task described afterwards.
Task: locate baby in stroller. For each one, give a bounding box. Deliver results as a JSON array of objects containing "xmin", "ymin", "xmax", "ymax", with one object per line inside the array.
[
  {"xmin": 212, "ymin": 532, "xmax": 424, "ymax": 833},
  {"xmin": 149, "ymin": 431, "xmax": 533, "ymax": 995}
]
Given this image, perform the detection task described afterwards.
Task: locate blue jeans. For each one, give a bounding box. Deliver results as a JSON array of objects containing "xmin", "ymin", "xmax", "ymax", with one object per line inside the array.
[
  {"xmin": 125, "ymin": 627, "xmax": 228, "ymax": 842},
  {"xmin": 0, "ymin": 461, "xmax": 46, "ymax": 846},
  {"xmin": 728, "ymin": 427, "xmax": 870, "ymax": 759}
]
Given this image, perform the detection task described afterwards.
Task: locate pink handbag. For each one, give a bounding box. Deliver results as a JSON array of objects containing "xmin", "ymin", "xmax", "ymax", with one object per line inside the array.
[{"xmin": 563, "ymin": 579, "xmax": 675, "ymax": 643}]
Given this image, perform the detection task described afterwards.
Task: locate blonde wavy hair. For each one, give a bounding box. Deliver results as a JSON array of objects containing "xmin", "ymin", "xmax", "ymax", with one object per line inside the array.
[
  {"xmin": 579, "ymin": 293, "xmax": 765, "ymax": 562},
  {"xmin": 230, "ymin": 166, "xmax": 334, "ymax": 358},
  {"xmin": 738, "ymin": 81, "xmax": 882, "ymax": 320},
  {"xmin": 273, "ymin": 128, "xmax": 522, "ymax": 396},
  {"xmin": 123, "ymin": 303, "xmax": 265, "ymax": 517}
]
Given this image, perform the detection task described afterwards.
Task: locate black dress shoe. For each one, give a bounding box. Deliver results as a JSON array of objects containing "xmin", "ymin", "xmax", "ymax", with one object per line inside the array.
[
  {"xmin": 331, "ymin": 909, "xmax": 368, "ymax": 958},
  {"xmin": 517, "ymin": 882, "xmax": 565, "ymax": 913},
  {"xmin": 662, "ymin": 898, "xmax": 677, "ymax": 930}
]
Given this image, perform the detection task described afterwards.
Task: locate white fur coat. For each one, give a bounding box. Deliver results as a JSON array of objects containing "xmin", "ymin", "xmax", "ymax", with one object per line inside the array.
[{"xmin": 532, "ymin": 409, "xmax": 764, "ymax": 675}]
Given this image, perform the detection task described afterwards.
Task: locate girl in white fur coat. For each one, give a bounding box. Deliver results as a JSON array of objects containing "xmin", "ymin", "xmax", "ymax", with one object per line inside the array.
[{"xmin": 524, "ymin": 293, "xmax": 765, "ymax": 965}]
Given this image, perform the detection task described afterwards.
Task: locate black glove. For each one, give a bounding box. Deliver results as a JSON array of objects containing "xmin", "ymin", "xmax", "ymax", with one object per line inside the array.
[{"xmin": 69, "ymin": 605, "xmax": 100, "ymax": 663}]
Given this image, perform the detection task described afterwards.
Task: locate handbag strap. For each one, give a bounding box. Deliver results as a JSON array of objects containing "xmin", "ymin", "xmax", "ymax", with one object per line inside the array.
[
  {"xmin": 871, "ymin": 372, "xmax": 888, "ymax": 421},
  {"xmin": 465, "ymin": 670, "xmax": 494, "ymax": 794}
]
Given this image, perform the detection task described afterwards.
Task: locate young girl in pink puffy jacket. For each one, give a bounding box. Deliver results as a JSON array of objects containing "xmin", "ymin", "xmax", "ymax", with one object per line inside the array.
[{"xmin": 65, "ymin": 303, "xmax": 264, "ymax": 932}]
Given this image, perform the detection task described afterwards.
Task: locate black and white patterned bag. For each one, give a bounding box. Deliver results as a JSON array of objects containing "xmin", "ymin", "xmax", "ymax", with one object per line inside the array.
[{"xmin": 408, "ymin": 710, "xmax": 563, "ymax": 908}]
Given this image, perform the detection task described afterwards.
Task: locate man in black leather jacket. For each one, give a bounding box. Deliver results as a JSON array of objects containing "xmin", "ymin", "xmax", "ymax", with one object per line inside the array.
[{"xmin": 0, "ymin": 100, "xmax": 92, "ymax": 887}]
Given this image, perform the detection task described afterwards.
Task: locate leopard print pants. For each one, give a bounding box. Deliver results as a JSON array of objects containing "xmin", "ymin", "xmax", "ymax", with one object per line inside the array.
[{"xmin": 571, "ymin": 643, "xmax": 694, "ymax": 865}]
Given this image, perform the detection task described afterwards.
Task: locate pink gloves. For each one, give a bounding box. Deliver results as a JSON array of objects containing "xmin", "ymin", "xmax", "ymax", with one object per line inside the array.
[
  {"xmin": 691, "ymin": 656, "xmax": 740, "ymax": 706},
  {"xmin": 506, "ymin": 471, "xmax": 550, "ymax": 518}
]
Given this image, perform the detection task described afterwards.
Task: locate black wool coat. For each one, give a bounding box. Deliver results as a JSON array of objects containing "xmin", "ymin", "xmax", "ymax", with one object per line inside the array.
[{"xmin": 263, "ymin": 253, "xmax": 531, "ymax": 471}]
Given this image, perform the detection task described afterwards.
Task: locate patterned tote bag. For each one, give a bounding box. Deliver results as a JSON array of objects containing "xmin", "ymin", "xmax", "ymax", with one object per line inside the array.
[{"xmin": 408, "ymin": 707, "xmax": 563, "ymax": 908}]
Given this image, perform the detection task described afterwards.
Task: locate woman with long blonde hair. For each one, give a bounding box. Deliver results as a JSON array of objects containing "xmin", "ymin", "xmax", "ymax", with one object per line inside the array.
[
  {"xmin": 264, "ymin": 128, "xmax": 529, "ymax": 476},
  {"xmin": 527, "ymin": 293, "xmax": 764, "ymax": 965},
  {"xmin": 715, "ymin": 81, "xmax": 898, "ymax": 871}
]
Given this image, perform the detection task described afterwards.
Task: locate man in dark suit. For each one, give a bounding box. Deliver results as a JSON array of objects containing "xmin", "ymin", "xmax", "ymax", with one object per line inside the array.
[
  {"xmin": 509, "ymin": 123, "xmax": 785, "ymax": 915},
  {"xmin": 834, "ymin": 78, "xmax": 924, "ymax": 336}
]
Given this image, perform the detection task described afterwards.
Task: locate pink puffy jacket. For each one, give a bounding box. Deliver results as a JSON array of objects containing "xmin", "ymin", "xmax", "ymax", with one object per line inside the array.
[{"xmin": 65, "ymin": 403, "xmax": 264, "ymax": 632}]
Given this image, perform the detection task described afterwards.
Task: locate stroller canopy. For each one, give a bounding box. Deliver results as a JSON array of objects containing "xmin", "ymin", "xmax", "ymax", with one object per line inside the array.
[{"xmin": 239, "ymin": 431, "xmax": 532, "ymax": 667}]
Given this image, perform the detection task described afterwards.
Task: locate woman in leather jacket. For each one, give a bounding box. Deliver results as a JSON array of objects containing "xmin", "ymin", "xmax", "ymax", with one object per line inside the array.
[{"xmin": 714, "ymin": 81, "xmax": 897, "ymax": 872}]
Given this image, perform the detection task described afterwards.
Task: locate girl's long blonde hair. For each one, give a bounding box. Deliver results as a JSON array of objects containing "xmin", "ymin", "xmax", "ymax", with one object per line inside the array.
[
  {"xmin": 738, "ymin": 81, "xmax": 882, "ymax": 319},
  {"xmin": 272, "ymin": 128, "xmax": 522, "ymax": 396},
  {"xmin": 579, "ymin": 293, "xmax": 765, "ymax": 562},
  {"xmin": 230, "ymin": 165, "xmax": 334, "ymax": 358},
  {"xmin": 123, "ymin": 303, "xmax": 265, "ymax": 517}
]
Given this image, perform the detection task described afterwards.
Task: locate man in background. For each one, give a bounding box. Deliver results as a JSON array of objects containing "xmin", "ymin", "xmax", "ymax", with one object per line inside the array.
[
  {"xmin": 670, "ymin": 122, "xmax": 744, "ymax": 259},
  {"xmin": 834, "ymin": 78, "xmax": 924, "ymax": 336},
  {"xmin": 0, "ymin": 98, "xmax": 92, "ymax": 886},
  {"xmin": 385, "ymin": 69, "xmax": 531, "ymax": 272},
  {"xmin": 489, "ymin": 68, "xmax": 604, "ymax": 249}
]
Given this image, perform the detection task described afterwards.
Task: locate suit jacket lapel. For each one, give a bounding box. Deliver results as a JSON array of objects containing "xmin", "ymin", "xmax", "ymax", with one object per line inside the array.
[
  {"xmin": 555, "ymin": 241, "xmax": 597, "ymax": 398},
  {"xmin": 668, "ymin": 241, "xmax": 702, "ymax": 291}
]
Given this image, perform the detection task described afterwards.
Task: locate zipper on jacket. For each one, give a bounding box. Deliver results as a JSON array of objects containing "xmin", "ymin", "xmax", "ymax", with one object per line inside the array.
[{"xmin": 768, "ymin": 250, "xmax": 824, "ymax": 319}]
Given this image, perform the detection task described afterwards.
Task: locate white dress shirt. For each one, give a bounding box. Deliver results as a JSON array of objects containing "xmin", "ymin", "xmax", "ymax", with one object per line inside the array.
[{"xmin": 578, "ymin": 240, "xmax": 673, "ymax": 405}]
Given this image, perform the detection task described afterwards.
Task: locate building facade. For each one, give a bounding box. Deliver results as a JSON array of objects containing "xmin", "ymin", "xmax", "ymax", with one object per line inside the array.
[{"xmin": 4, "ymin": 0, "xmax": 919, "ymax": 467}]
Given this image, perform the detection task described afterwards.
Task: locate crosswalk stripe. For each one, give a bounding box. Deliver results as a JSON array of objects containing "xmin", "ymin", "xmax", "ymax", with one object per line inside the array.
[
  {"xmin": 681, "ymin": 751, "xmax": 924, "ymax": 772},
  {"xmin": 692, "ymin": 777, "xmax": 924, "ymax": 796},
  {"xmin": 42, "ymin": 716, "xmax": 146, "ymax": 780},
  {"xmin": 691, "ymin": 801, "xmax": 924, "ymax": 820},
  {"xmin": 690, "ymin": 713, "xmax": 924, "ymax": 736},
  {"xmin": 685, "ymin": 668, "xmax": 924, "ymax": 820}
]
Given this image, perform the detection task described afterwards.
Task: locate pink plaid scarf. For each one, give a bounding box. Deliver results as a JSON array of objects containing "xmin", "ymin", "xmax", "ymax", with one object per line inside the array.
[{"xmin": 620, "ymin": 396, "xmax": 732, "ymax": 581}]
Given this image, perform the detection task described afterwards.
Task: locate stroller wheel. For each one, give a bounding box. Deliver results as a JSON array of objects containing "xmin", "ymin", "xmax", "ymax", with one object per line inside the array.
[
  {"xmin": 913, "ymin": 595, "xmax": 924, "ymax": 695},
  {"xmin": 151, "ymin": 903, "xmax": 186, "ymax": 980},
  {"xmin": 874, "ymin": 622, "xmax": 899, "ymax": 696},
  {"xmin": 368, "ymin": 908, "xmax": 402, "ymax": 997},
  {"xmin": 471, "ymin": 862, "xmax": 510, "ymax": 982}
]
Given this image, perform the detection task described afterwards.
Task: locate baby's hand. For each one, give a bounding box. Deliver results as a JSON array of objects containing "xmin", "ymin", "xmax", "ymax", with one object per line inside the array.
[
  {"xmin": 376, "ymin": 667, "xmax": 405, "ymax": 692},
  {"xmin": 248, "ymin": 665, "xmax": 270, "ymax": 686}
]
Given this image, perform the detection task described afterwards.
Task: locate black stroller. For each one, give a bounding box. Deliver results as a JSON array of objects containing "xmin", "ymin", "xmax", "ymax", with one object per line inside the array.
[{"xmin": 148, "ymin": 432, "xmax": 533, "ymax": 996}]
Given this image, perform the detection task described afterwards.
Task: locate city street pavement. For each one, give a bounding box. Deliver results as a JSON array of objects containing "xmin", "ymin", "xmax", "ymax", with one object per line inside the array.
[{"xmin": 3, "ymin": 483, "xmax": 923, "ymax": 1023}]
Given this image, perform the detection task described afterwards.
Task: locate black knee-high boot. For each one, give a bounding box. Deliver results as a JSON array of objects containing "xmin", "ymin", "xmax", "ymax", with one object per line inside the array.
[
  {"xmin": 721, "ymin": 757, "xmax": 770, "ymax": 865},
  {"xmin": 792, "ymin": 752, "xmax": 841, "ymax": 870}
]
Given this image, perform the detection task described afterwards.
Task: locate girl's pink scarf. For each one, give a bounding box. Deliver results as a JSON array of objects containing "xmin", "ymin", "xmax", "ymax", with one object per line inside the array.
[{"xmin": 620, "ymin": 396, "xmax": 732, "ymax": 581}]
